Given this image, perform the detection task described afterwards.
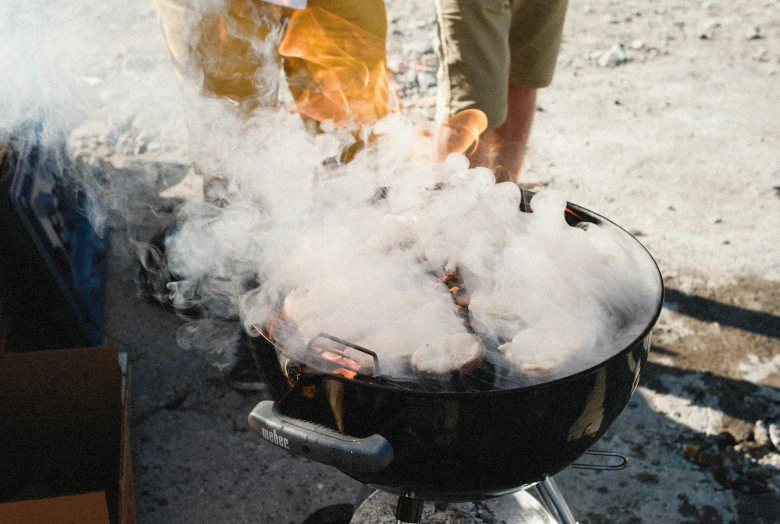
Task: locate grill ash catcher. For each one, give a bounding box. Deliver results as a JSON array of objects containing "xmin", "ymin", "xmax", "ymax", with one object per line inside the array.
[{"xmin": 246, "ymin": 193, "xmax": 663, "ymax": 523}]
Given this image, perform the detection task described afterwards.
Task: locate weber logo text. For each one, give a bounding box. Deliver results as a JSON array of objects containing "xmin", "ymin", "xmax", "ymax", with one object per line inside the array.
[{"xmin": 261, "ymin": 427, "xmax": 290, "ymax": 450}]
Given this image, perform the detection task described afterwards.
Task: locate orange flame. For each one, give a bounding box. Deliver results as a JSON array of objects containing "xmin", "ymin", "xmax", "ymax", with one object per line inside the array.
[
  {"xmin": 333, "ymin": 368, "xmax": 357, "ymax": 379},
  {"xmin": 218, "ymin": 16, "xmax": 230, "ymax": 43},
  {"xmin": 279, "ymin": 7, "xmax": 392, "ymax": 127},
  {"xmin": 310, "ymin": 345, "xmax": 361, "ymax": 372},
  {"xmin": 435, "ymin": 109, "xmax": 489, "ymax": 158}
]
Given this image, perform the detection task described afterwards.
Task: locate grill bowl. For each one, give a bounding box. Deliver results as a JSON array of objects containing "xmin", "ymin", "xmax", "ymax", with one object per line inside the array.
[{"xmin": 246, "ymin": 194, "xmax": 663, "ymax": 502}]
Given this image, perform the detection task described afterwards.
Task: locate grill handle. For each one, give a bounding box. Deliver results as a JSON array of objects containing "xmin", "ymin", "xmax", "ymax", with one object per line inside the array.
[
  {"xmin": 248, "ymin": 400, "xmax": 394, "ymax": 474},
  {"xmin": 571, "ymin": 449, "xmax": 629, "ymax": 470}
]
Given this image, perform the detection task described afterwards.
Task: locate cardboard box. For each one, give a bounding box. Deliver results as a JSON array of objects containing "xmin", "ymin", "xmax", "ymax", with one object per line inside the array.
[{"xmin": 0, "ymin": 346, "xmax": 135, "ymax": 523}]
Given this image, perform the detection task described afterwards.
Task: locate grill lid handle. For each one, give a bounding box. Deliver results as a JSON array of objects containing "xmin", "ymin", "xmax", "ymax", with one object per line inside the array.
[{"xmin": 248, "ymin": 400, "xmax": 394, "ymax": 474}]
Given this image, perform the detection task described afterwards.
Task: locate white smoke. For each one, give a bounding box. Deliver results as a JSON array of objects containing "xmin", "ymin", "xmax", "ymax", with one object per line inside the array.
[
  {"xmin": 159, "ymin": 109, "xmax": 661, "ymax": 385},
  {"xmin": 2, "ymin": 2, "xmax": 662, "ymax": 387},
  {"xmin": 0, "ymin": 3, "xmax": 83, "ymax": 134}
]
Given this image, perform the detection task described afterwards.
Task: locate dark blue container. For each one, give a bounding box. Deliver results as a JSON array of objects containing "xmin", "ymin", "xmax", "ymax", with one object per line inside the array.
[{"xmin": 0, "ymin": 124, "xmax": 108, "ymax": 351}]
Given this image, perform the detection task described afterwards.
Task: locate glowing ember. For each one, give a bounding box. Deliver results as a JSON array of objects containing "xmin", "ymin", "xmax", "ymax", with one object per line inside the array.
[
  {"xmin": 280, "ymin": 269, "xmax": 483, "ymax": 381},
  {"xmin": 310, "ymin": 345, "xmax": 361, "ymax": 372}
]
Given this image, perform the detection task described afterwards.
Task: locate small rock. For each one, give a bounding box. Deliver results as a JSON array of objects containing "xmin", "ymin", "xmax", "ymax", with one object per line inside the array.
[
  {"xmin": 769, "ymin": 423, "xmax": 780, "ymax": 450},
  {"xmin": 719, "ymin": 446, "xmax": 742, "ymax": 469},
  {"xmin": 386, "ymin": 56, "xmax": 405, "ymax": 73},
  {"xmin": 598, "ymin": 44, "xmax": 628, "ymax": 67},
  {"xmin": 696, "ymin": 449, "xmax": 718, "ymax": 467},
  {"xmin": 714, "ymin": 431, "xmax": 737, "ymax": 449},
  {"xmin": 683, "ymin": 443, "xmax": 701, "ymax": 460},
  {"xmin": 629, "ymin": 39, "xmax": 645, "ymax": 50},
  {"xmin": 758, "ymin": 452, "xmax": 780, "ymax": 469},
  {"xmin": 420, "ymin": 53, "xmax": 438, "ymax": 68},
  {"xmin": 403, "ymin": 40, "xmax": 434, "ymax": 56},
  {"xmin": 710, "ymin": 465, "xmax": 739, "ymax": 488},
  {"xmin": 752, "ymin": 49, "xmax": 769, "ymax": 62},
  {"xmin": 699, "ymin": 20, "xmax": 721, "ymax": 39},
  {"xmin": 416, "ymin": 72, "xmax": 437, "ymax": 89},
  {"xmin": 745, "ymin": 25, "xmax": 761, "ymax": 40},
  {"xmin": 585, "ymin": 50, "xmax": 603, "ymax": 61},
  {"xmin": 754, "ymin": 420, "xmax": 771, "ymax": 446}
]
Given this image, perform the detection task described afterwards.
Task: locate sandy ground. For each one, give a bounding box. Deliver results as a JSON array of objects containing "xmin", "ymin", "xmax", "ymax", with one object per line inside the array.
[{"xmin": 4, "ymin": 0, "xmax": 780, "ymax": 522}]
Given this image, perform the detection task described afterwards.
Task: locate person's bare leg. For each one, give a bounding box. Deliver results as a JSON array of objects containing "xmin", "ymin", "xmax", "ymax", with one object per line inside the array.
[{"xmin": 485, "ymin": 84, "xmax": 537, "ymax": 184}]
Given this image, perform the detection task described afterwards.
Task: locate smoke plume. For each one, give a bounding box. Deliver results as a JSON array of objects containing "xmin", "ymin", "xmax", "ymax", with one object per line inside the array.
[{"xmin": 2, "ymin": 1, "xmax": 662, "ymax": 387}]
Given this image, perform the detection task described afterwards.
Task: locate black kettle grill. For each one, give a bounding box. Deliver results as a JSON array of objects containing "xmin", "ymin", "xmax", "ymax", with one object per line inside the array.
[{"xmin": 246, "ymin": 194, "xmax": 663, "ymax": 522}]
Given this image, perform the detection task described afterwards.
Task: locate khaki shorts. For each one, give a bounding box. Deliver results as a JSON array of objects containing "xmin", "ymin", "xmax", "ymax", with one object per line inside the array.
[
  {"xmin": 435, "ymin": 0, "xmax": 569, "ymax": 129},
  {"xmin": 152, "ymin": 0, "xmax": 387, "ymax": 121}
]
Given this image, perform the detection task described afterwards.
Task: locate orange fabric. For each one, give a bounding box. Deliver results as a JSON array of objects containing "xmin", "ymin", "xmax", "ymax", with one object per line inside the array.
[
  {"xmin": 193, "ymin": 1, "xmax": 284, "ymax": 104},
  {"xmin": 280, "ymin": 5, "xmax": 390, "ymax": 126}
]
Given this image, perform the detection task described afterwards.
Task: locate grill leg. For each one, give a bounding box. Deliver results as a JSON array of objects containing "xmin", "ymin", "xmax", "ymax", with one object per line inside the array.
[
  {"xmin": 536, "ymin": 476, "xmax": 577, "ymax": 524},
  {"xmin": 395, "ymin": 492, "xmax": 424, "ymax": 524}
]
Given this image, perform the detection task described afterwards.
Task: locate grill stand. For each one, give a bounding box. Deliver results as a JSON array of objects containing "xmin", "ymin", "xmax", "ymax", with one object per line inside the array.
[
  {"xmin": 348, "ymin": 479, "xmax": 575, "ymax": 524},
  {"xmin": 382, "ymin": 452, "xmax": 628, "ymax": 524},
  {"xmin": 299, "ymin": 451, "xmax": 631, "ymax": 523},
  {"xmin": 395, "ymin": 493, "xmax": 424, "ymax": 523},
  {"xmin": 534, "ymin": 477, "xmax": 576, "ymax": 524}
]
